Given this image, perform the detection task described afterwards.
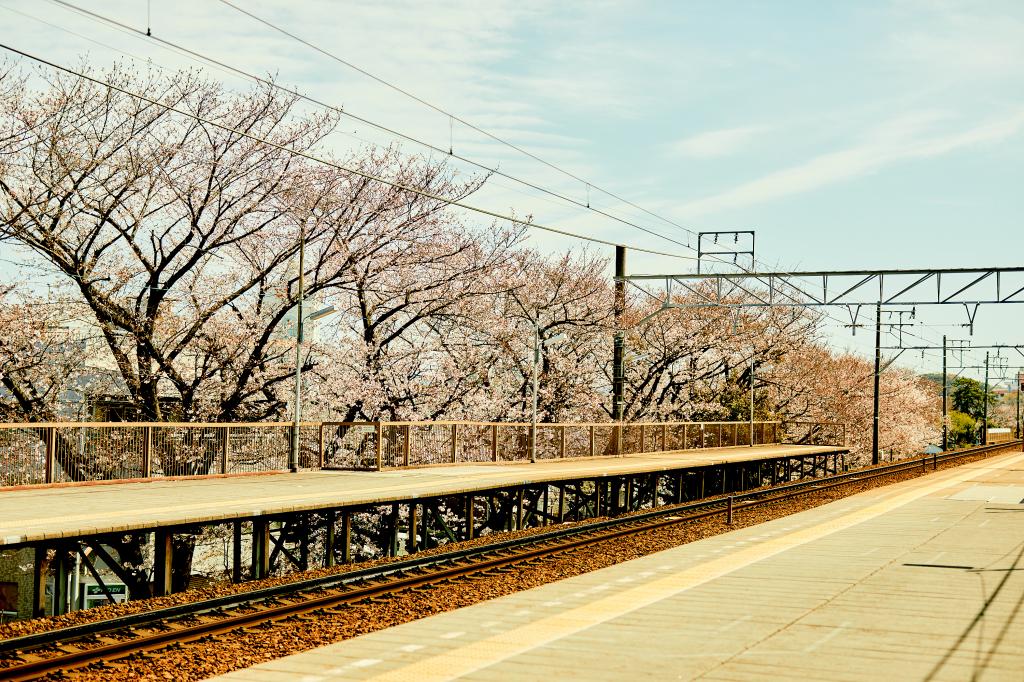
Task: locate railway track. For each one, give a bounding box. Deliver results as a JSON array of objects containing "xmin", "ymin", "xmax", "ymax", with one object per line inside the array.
[{"xmin": 1, "ymin": 441, "xmax": 1018, "ymax": 681}]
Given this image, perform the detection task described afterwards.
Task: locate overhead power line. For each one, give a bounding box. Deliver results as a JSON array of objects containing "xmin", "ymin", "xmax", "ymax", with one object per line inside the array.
[
  {"xmin": 0, "ymin": 42, "xmax": 695, "ymax": 261},
  {"xmin": 41, "ymin": 0, "xmax": 694, "ymax": 253},
  {"xmin": 2, "ymin": 8, "xmax": 966, "ymax": 364},
  {"xmin": 213, "ymin": 0, "xmax": 706, "ymax": 244},
  {"xmin": 208, "ymin": 1, "xmax": 963, "ymax": 358}
]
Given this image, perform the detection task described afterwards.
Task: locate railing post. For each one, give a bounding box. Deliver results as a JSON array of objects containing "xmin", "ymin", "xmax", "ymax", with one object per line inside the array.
[
  {"xmin": 318, "ymin": 424, "xmax": 325, "ymax": 469},
  {"xmin": 683, "ymin": 423, "xmax": 688, "ymax": 450},
  {"xmin": 44, "ymin": 426, "xmax": 56, "ymax": 484},
  {"xmin": 138, "ymin": 425, "xmax": 152, "ymax": 478},
  {"xmin": 641, "ymin": 424, "xmax": 646, "ymax": 453},
  {"xmin": 559, "ymin": 425, "xmax": 566, "ymax": 458},
  {"xmin": 450, "ymin": 424, "xmax": 459, "ymax": 463},
  {"xmin": 491, "ymin": 424, "xmax": 499, "ymax": 462},
  {"xmin": 220, "ymin": 426, "xmax": 230, "ymax": 474},
  {"xmin": 589, "ymin": 425, "xmax": 595, "ymax": 457},
  {"xmin": 375, "ymin": 422, "xmax": 383, "ymax": 470},
  {"xmin": 403, "ymin": 425, "xmax": 411, "ymax": 467},
  {"xmin": 700, "ymin": 423, "xmax": 705, "ymax": 448}
]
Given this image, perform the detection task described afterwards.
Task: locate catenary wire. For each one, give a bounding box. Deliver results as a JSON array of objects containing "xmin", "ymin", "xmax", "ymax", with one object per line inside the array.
[
  {"xmin": 0, "ymin": 41, "xmax": 695, "ymax": 262},
  {"xmin": 206, "ymin": 0, "xmax": 990, "ymax": 361},
  {"xmin": 5, "ymin": 7, "xmax": 992, "ymax": 368},
  {"xmin": 40, "ymin": 0, "xmax": 695, "ymax": 254},
  {"xmin": 214, "ymin": 0, "xmax": 707, "ymax": 243}
]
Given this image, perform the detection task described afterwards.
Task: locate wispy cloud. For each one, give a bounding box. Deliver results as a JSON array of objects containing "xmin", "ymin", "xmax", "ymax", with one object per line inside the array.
[
  {"xmin": 669, "ymin": 126, "xmax": 768, "ymax": 159},
  {"xmin": 673, "ymin": 108, "xmax": 1024, "ymax": 219}
]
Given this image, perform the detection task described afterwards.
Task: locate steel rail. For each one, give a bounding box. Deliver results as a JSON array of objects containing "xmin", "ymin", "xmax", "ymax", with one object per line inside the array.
[{"xmin": 1, "ymin": 441, "xmax": 1018, "ymax": 680}]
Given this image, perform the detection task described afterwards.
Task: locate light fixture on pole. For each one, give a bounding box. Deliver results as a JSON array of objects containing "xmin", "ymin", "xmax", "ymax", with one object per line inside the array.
[
  {"xmin": 289, "ymin": 222, "xmax": 306, "ymax": 474},
  {"xmin": 288, "ymin": 217, "xmax": 337, "ymax": 473},
  {"xmin": 530, "ymin": 323, "xmax": 565, "ymax": 463},
  {"xmin": 289, "ymin": 304, "xmax": 335, "ymax": 472}
]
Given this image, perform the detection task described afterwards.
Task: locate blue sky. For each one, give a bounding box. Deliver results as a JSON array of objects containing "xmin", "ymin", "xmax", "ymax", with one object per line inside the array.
[{"xmin": 1, "ymin": 0, "xmax": 1022, "ymax": 383}]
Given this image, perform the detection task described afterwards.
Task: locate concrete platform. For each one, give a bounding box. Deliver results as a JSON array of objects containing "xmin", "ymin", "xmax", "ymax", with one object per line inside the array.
[
  {"xmin": 209, "ymin": 450, "xmax": 1024, "ymax": 682},
  {"xmin": 0, "ymin": 444, "xmax": 842, "ymax": 547}
]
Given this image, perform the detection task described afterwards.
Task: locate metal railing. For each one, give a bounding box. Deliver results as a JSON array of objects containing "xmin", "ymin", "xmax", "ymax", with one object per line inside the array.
[
  {"xmin": 780, "ymin": 421, "xmax": 847, "ymax": 448},
  {"xmin": 0, "ymin": 418, "xmax": 820, "ymax": 486},
  {"xmin": 0, "ymin": 421, "xmax": 325, "ymax": 487},
  {"xmin": 316, "ymin": 420, "xmax": 784, "ymax": 469}
]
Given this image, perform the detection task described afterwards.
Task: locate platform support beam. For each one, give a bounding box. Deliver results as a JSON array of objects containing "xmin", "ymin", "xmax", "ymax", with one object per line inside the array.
[
  {"xmin": 299, "ymin": 514, "xmax": 310, "ymax": 570},
  {"xmin": 252, "ymin": 518, "xmax": 270, "ymax": 579},
  {"xmin": 340, "ymin": 510, "xmax": 352, "ymax": 562},
  {"xmin": 153, "ymin": 530, "xmax": 173, "ymax": 597},
  {"xmin": 32, "ymin": 547, "xmax": 49, "ymax": 617},
  {"xmin": 407, "ymin": 504, "xmax": 418, "ymax": 553},
  {"xmin": 232, "ymin": 521, "xmax": 243, "ymax": 582},
  {"xmin": 324, "ymin": 510, "xmax": 337, "ymax": 568},
  {"xmin": 516, "ymin": 488, "xmax": 525, "ymax": 530},
  {"xmin": 388, "ymin": 503, "xmax": 400, "ymax": 556},
  {"xmin": 465, "ymin": 496, "xmax": 475, "ymax": 540},
  {"xmin": 52, "ymin": 545, "xmax": 70, "ymax": 615}
]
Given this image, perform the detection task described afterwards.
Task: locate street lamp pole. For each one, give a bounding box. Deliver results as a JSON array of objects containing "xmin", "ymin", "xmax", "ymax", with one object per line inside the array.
[{"xmin": 289, "ymin": 222, "xmax": 305, "ymax": 473}]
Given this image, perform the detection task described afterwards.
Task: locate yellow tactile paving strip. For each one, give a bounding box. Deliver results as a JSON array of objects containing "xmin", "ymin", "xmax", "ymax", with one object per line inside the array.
[
  {"xmin": 209, "ymin": 451, "xmax": 1024, "ymax": 682},
  {"xmin": 0, "ymin": 444, "xmax": 842, "ymax": 545}
]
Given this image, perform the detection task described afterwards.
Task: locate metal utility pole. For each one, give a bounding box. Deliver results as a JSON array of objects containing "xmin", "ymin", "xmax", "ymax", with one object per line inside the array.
[
  {"xmin": 982, "ymin": 351, "xmax": 989, "ymax": 445},
  {"xmin": 529, "ymin": 322, "xmax": 564, "ymax": 464},
  {"xmin": 941, "ymin": 335, "xmax": 948, "ymax": 451},
  {"xmin": 530, "ymin": 322, "xmax": 540, "ymax": 464},
  {"xmin": 289, "ymin": 223, "xmax": 305, "ymax": 474},
  {"xmin": 1016, "ymin": 378, "xmax": 1021, "ymax": 439},
  {"xmin": 749, "ymin": 356, "xmax": 755, "ymax": 447},
  {"xmin": 872, "ymin": 302, "xmax": 881, "ymax": 465},
  {"xmin": 612, "ymin": 245, "xmax": 626, "ymax": 421}
]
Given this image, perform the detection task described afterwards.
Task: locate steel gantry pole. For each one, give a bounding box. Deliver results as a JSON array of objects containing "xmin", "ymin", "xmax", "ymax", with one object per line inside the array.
[
  {"xmin": 942, "ymin": 335, "xmax": 948, "ymax": 451},
  {"xmin": 612, "ymin": 246, "xmax": 626, "ymax": 422},
  {"xmin": 530, "ymin": 321, "xmax": 540, "ymax": 463},
  {"xmin": 872, "ymin": 302, "xmax": 882, "ymax": 465},
  {"xmin": 982, "ymin": 351, "xmax": 990, "ymax": 445},
  {"xmin": 289, "ymin": 221, "xmax": 306, "ymax": 474},
  {"xmin": 1017, "ymin": 377, "xmax": 1021, "ymax": 439},
  {"xmin": 749, "ymin": 355, "xmax": 755, "ymax": 447}
]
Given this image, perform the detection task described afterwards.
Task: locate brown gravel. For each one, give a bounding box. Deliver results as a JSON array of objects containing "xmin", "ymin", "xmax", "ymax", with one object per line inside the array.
[{"xmin": 5, "ymin": 448, "xmax": 1009, "ymax": 681}]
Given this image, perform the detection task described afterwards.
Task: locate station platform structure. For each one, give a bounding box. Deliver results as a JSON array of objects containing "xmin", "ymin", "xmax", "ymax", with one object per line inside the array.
[
  {"xmin": 0, "ymin": 444, "xmax": 843, "ymax": 548},
  {"xmin": 0, "ymin": 443, "xmax": 844, "ymax": 617},
  {"xmin": 210, "ymin": 449, "xmax": 1024, "ymax": 682}
]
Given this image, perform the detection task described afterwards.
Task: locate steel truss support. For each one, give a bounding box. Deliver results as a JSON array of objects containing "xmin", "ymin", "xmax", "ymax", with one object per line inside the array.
[{"xmin": 624, "ymin": 266, "xmax": 1024, "ymax": 309}]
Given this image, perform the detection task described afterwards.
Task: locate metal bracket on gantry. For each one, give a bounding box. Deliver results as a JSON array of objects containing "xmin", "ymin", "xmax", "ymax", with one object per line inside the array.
[{"xmin": 696, "ymin": 230, "xmax": 755, "ymax": 274}]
